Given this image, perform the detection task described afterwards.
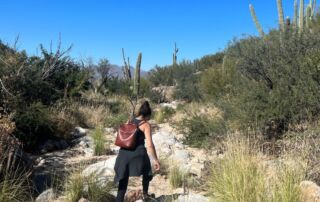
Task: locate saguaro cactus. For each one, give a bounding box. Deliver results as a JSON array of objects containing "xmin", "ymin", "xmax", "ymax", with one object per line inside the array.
[
  {"xmin": 299, "ymin": 0, "xmax": 304, "ymax": 32},
  {"xmin": 306, "ymin": 4, "xmax": 312, "ymax": 28},
  {"xmin": 121, "ymin": 49, "xmax": 142, "ymax": 117},
  {"xmin": 293, "ymin": 0, "xmax": 299, "ymax": 28},
  {"xmin": 173, "ymin": 43, "xmax": 179, "ymax": 66},
  {"xmin": 122, "ymin": 48, "xmax": 131, "ymax": 80},
  {"xmin": 133, "ymin": 53, "xmax": 142, "ymax": 98},
  {"xmin": 277, "ymin": 0, "xmax": 285, "ymax": 32},
  {"xmin": 249, "ymin": 4, "xmax": 265, "ymax": 37}
]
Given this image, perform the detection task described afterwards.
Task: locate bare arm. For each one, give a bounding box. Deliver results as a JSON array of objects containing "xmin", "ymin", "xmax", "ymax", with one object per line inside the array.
[{"xmin": 144, "ymin": 123, "xmax": 159, "ymax": 162}]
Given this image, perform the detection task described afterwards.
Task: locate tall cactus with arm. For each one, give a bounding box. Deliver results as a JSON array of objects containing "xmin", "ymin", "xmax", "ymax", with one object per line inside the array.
[
  {"xmin": 121, "ymin": 49, "xmax": 142, "ymax": 117},
  {"xmin": 249, "ymin": 4, "xmax": 265, "ymax": 37}
]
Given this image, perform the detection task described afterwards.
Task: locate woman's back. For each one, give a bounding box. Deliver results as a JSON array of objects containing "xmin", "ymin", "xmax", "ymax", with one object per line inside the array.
[{"xmin": 131, "ymin": 118, "xmax": 146, "ymax": 149}]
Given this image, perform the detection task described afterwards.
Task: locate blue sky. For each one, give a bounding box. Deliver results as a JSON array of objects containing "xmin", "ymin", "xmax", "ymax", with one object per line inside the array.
[{"xmin": 0, "ymin": 0, "xmax": 305, "ymax": 70}]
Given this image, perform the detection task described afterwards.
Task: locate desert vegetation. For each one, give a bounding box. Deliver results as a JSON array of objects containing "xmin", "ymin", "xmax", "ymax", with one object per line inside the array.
[{"xmin": 1, "ymin": 0, "xmax": 320, "ymax": 201}]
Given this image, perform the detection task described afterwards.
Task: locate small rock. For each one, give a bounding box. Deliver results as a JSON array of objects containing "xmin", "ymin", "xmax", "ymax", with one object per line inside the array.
[
  {"xmin": 38, "ymin": 159, "xmax": 46, "ymax": 167},
  {"xmin": 79, "ymin": 140, "xmax": 89, "ymax": 148},
  {"xmin": 300, "ymin": 181, "xmax": 320, "ymax": 202},
  {"xmin": 105, "ymin": 127, "xmax": 115, "ymax": 134},
  {"xmin": 73, "ymin": 127, "xmax": 87, "ymax": 138},
  {"xmin": 177, "ymin": 193, "xmax": 209, "ymax": 202},
  {"xmin": 83, "ymin": 148, "xmax": 94, "ymax": 157},
  {"xmin": 78, "ymin": 198, "xmax": 91, "ymax": 202},
  {"xmin": 35, "ymin": 188, "xmax": 55, "ymax": 202}
]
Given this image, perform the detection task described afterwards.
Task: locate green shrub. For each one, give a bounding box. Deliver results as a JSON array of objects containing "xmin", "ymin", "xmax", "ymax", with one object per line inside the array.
[
  {"xmin": 178, "ymin": 113, "xmax": 226, "ymax": 148},
  {"xmin": 13, "ymin": 102, "xmax": 54, "ymax": 150},
  {"xmin": 154, "ymin": 107, "xmax": 175, "ymax": 124},
  {"xmin": 201, "ymin": 28, "xmax": 320, "ymax": 138},
  {"xmin": 104, "ymin": 113, "xmax": 128, "ymax": 129},
  {"xmin": 91, "ymin": 126, "xmax": 107, "ymax": 156}
]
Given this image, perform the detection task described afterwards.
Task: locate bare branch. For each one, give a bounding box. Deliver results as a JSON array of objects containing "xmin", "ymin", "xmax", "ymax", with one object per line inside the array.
[
  {"xmin": 13, "ymin": 34, "xmax": 20, "ymax": 51},
  {"xmin": 0, "ymin": 79, "xmax": 14, "ymax": 97}
]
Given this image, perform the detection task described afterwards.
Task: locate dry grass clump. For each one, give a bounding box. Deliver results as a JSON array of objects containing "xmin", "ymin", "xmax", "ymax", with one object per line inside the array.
[
  {"xmin": 172, "ymin": 102, "xmax": 222, "ymax": 124},
  {"xmin": 64, "ymin": 168, "xmax": 113, "ymax": 202},
  {"xmin": 208, "ymin": 135, "xmax": 307, "ymax": 202},
  {"xmin": 91, "ymin": 126, "xmax": 108, "ymax": 156},
  {"xmin": 0, "ymin": 120, "xmax": 32, "ymax": 202}
]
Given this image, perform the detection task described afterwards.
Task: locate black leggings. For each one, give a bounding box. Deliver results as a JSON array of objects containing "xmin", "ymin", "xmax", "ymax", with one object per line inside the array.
[{"xmin": 116, "ymin": 175, "xmax": 151, "ymax": 202}]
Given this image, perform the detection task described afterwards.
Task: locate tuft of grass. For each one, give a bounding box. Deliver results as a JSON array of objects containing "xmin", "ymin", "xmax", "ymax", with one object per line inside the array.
[
  {"xmin": 272, "ymin": 160, "xmax": 305, "ymax": 202},
  {"xmin": 168, "ymin": 166, "xmax": 185, "ymax": 189},
  {"xmin": 86, "ymin": 173, "xmax": 113, "ymax": 202},
  {"xmin": 0, "ymin": 173, "xmax": 31, "ymax": 202},
  {"xmin": 154, "ymin": 107, "xmax": 175, "ymax": 124},
  {"xmin": 64, "ymin": 169, "xmax": 113, "ymax": 202},
  {"xmin": 209, "ymin": 137, "xmax": 267, "ymax": 202},
  {"xmin": 65, "ymin": 171, "xmax": 85, "ymax": 202},
  {"xmin": 0, "ymin": 130, "xmax": 32, "ymax": 202},
  {"xmin": 91, "ymin": 126, "xmax": 107, "ymax": 156},
  {"xmin": 158, "ymin": 157, "xmax": 170, "ymax": 176},
  {"xmin": 208, "ymin": 136, "xmax": 306, "ymax": 202}
]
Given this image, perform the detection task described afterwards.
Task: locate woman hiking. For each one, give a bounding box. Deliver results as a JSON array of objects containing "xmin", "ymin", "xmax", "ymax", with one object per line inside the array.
[{"xmin": 114, "ymin": 101, "xmax": 161, "ymax": 202}]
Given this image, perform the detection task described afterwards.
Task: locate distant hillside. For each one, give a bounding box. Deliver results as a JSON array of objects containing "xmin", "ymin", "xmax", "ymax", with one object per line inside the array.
[{"xmin": 109, "ymin": 64, "xmax": 148, "ymax": 78}]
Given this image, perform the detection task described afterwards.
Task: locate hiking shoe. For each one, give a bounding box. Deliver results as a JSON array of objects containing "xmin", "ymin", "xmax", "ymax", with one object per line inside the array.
[{"xmin": 142, "ymin": 193, "xmax": 155, "ymax": 202}]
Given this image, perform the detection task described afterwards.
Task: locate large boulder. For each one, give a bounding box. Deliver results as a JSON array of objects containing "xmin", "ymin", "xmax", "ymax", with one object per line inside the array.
[
  {"xmin": 152, "ymin": 127, "xmax": 177, "ymax": 157},
  {"xmin": 82, "ymin": 156, "xmax": 117, "ymax": 184},
  {"xmin": 35, "ymin": 188, "xmax": 55, "ymax": 202},
  {"xmin": 300, "ymin": 181, "xmax": 320, "ymax": 202}
]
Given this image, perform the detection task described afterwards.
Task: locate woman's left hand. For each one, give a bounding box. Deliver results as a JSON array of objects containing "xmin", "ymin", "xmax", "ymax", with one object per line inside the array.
[{"xmin": 153, "ymin": 160, "xmax": 161, "ymax": 171}]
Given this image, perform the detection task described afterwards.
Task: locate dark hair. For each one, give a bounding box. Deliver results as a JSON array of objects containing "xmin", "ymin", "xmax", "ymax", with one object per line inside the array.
[{"xmin": 137, "ymin": 101, "xmax": 152, "ymax": 119}]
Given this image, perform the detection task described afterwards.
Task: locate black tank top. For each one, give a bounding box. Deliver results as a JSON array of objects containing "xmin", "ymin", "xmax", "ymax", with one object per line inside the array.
[{"xmin": 131, "ymin": 118, "xmax": 146, "ymax": 148}]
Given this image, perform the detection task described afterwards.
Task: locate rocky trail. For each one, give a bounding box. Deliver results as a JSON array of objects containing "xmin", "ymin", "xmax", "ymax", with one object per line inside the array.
[{"xmin": 34, "ymin": 121, "xmax": 215, "ymax": 202}]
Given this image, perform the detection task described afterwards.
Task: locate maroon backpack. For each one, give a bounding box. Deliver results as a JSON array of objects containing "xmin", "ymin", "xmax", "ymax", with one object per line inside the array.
[{"xmin": 115, "ymin": 120, "xmax": 144, "ymax": 149}]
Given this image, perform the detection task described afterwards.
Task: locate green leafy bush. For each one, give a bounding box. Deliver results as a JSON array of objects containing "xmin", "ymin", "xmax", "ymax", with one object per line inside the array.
[
  {"xmin": 224, "ymin": 30, "xmax": 320, "ymax": 137},
  {"xmin": 104, "ymin": 113, "xmax": 128, "ymax": 129},
  {"xmin": 178, "ymin": 113, "xmax": 226, "ymax": 148},
  {"xmin": 0, "ymin": 42, "xmax": 91, "ymax": 149},
  {"xmin": 13, "ymin": 102, "xmax": 54, "ymax": 150}
]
